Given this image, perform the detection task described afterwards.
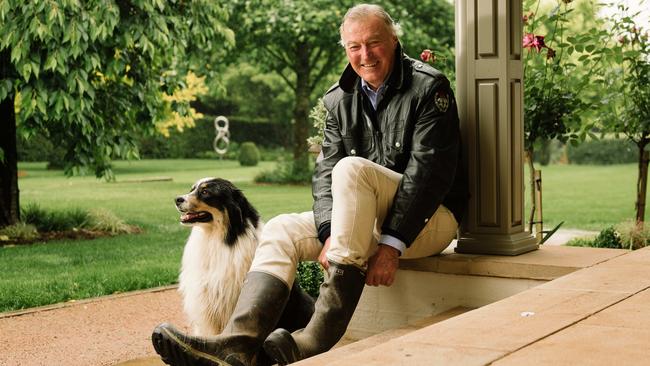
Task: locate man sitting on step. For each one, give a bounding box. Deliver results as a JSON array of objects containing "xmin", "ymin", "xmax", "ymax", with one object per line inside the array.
[{"xmin": 151, "ymin": 3, "xmax": 468, "ymax": 365}]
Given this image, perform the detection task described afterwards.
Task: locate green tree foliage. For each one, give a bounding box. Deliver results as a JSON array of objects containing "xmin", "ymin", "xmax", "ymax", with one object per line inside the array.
[
  {"xmin": 224, "ymin": 0, "xmax": 455, "ymax": 179},
  {"xmin": 210, "ymin": 63, "xmax": 294, "ymax": 132},
  {"xmin": 226, "ymin": 0, "xmax": 348, "ymax": 177},
  {"xmin": 599, "ymin": 2, "xmax": 650, "ymax": 224},
  {"xmin": 523, "ymin": 0, "xmax": 609, "ymax": 159},
  {"xmin": 0, "ymin": 0, "xmax": 233, "ymax": 227},
  {"xmin": 382, "ymin": 0, "xmax": 455, "ymax": 76},
  {"xmin": 521, "ymin": 0, "xmax": 610, "ymax": 232}
]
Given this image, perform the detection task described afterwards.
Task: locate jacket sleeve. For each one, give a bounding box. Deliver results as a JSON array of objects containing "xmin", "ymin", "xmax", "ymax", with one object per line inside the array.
[
  {"xmin": 380, "ymin": 78, "xmax": 461, "ymax": 246},
  {"xmin": 312, "ymin": 101, "xmax": 347, "ymax": 243}
]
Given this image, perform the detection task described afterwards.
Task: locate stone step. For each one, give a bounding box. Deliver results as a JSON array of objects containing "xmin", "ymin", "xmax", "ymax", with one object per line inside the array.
[{"xmin": 293, "ymin": 307, "xmax": 472, "ymax": 365}]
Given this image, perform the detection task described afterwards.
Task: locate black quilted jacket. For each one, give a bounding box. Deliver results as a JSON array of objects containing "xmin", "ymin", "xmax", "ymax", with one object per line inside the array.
[{"xmin": 312, "ymin": 44, "xmax": 469, "ymax": 247}]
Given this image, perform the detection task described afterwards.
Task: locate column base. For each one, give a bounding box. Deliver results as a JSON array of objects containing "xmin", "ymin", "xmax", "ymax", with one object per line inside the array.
[{"xmin": 455, "ymin": 231, "xmax": 538, "ymax": 256}]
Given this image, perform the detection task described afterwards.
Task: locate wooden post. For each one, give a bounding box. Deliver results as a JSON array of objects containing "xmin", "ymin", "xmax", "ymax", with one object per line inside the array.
[{"xmin": 455, "ymin": 0, "xmax": 538, "ymax": 255}]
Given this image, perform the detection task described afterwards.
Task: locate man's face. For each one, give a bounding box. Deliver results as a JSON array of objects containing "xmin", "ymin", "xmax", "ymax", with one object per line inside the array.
[{"xmin": 341, "ymin": 15, "xmax": 398, "ymax": 90}]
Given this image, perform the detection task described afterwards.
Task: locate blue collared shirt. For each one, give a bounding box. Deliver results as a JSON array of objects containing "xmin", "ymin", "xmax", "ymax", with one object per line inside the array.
[
  {"xmin": 360, "ymin": 79, "xmax": 407, "ymax": 256},
  {"xmin": 360, "ymin": 79, "xmax": 385, "ymax": 110}
]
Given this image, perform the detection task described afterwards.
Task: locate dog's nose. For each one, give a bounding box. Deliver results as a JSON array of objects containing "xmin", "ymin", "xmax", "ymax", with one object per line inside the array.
[{"xmin": 175, "ymin": 196, "xmax": 185, "ymax": 206}]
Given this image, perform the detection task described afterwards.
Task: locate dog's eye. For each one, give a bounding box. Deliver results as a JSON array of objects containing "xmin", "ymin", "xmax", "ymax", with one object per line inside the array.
[{"xmin": 201, "ymin": 189, "xmax": 209, "ymax": 196}]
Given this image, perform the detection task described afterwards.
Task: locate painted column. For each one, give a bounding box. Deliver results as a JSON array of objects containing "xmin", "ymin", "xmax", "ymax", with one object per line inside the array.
[{"xmin": 455, "ymin": 0, "xmax": 537, "ymax": 255}]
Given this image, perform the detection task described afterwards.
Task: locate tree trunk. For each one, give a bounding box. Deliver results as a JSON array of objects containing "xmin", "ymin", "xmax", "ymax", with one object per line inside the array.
[
  {"xmin": 292, "ymin": 44, "xmax": 311, "ymax": 176},
  {"xmin": 0, "ymin": 93, "xmax": 20, "ymax": 228},
  {"xmin": 635, "ymin": 141, "xmax": 649, "ymax": 227}
]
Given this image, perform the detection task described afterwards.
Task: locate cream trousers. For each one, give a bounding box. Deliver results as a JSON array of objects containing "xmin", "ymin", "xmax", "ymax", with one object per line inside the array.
[{"xmin": 249, "ymin": 157, "xmax": 458, "ymax": 286}]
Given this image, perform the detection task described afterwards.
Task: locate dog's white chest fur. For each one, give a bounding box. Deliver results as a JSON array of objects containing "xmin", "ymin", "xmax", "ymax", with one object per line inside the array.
[{"xmin": 178, "ymin": 223, "xmax": 260, "ymax": 336}]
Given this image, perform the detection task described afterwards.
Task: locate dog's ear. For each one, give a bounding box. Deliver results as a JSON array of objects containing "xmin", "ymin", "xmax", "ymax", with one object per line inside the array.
[
  {"xmin": 235, "ymin": 188, "xmax": 260, "ymax": 227},
  {"xmin": 224, "ymin": 191, "xmax": 246, "ymax": 246}
]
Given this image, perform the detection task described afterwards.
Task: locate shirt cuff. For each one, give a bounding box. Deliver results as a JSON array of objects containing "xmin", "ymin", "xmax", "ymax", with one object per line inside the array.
[{"xmin": 379, "ymin": 234, "xmax": 406, "ymax": 256}]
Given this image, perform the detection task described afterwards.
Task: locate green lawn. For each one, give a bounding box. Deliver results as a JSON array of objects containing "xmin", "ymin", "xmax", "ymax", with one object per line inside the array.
[
  {"xmin": 0, "ymin": 160, "xmax": 313, "ymax": 312},
  {"xmin": 526, "ymin": 164, "xmax": 642, "ymax": 231},
  {"xmin": 0, "ymin": 160, "xmax": 643, "ymax": 312}
]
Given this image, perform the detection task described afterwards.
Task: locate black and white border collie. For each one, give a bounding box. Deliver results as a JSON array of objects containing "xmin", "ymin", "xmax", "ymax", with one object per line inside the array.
[{"xmin": 175, "ymin": 177, "xmax": 262, "ymax": 336}]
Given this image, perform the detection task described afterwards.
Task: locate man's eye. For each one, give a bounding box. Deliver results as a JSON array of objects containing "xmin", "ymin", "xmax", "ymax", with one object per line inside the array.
[{"xmin": 348, "ymin": 45, "xmax": 360, "ymax": 51}]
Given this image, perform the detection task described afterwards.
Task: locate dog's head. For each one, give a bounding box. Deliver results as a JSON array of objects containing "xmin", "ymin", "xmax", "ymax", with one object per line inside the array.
[{"xmin": 175, "ymin": 178, "xmax": 259, "ymax": 245}]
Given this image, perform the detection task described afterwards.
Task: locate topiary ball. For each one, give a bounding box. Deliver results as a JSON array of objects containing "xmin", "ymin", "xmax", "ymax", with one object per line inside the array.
[{"xmin": 238, "ymin": 141, "xmax": 260, "ymax": 166}]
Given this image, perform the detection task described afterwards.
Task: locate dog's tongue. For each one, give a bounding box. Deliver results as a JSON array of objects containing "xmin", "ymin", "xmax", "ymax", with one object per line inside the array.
[{"xmin": 181, "ymin": 213, "xmax": 200, "ymax": 221}]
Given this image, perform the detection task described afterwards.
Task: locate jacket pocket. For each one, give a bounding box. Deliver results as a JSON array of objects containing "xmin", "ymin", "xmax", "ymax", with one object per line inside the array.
[
  {"xmin": 342, "ymin": 135, "xmax": 373, "ymax": 157},
  {"xmin": 385, "ymin": 123, "xmax": 405, "ymax": 153}
]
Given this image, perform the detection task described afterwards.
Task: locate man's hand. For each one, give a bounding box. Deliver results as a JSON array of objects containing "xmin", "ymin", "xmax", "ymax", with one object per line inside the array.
[
  {"xmin": 318, "ymin": 237, "xmax": 331, "ymax": 269},
  {"xmin": 366, "ymin": 244, "xmax": 399, "ymax": 287}
]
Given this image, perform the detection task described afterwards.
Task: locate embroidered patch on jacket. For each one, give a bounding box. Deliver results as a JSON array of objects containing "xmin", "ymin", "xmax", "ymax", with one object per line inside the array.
[{"xmin": 435, "ymin": 90, "xmax": 449, "ymax": 113}]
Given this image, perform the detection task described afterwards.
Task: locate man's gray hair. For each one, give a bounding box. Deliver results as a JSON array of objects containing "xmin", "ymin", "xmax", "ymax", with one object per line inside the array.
[{"xmin": 339, "ymin": 4, "xmax": 401, "ymax": 47}]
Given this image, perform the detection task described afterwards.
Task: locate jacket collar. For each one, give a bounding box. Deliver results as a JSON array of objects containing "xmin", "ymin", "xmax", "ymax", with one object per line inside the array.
[{"xmin": 338, "ymin": 43, "xmax": 410, "ymax": 93}]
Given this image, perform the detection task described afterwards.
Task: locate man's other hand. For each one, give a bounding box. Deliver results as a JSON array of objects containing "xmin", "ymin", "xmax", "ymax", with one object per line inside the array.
[
  {"xmin": 366, "ymin": 244, "xmax": 399, "ymax": 287},
  {"xmin": 318, "ymin": 237, "xmax": 331, "ymax": 269}
]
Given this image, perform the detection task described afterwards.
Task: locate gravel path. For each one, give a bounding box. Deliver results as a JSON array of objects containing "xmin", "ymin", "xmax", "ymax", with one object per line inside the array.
[{"xmin": 0, "ymin": 286, "xmax": 187, "ymax": 366}]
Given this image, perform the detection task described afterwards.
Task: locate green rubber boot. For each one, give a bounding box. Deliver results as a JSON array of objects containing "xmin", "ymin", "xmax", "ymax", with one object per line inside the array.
[
  {"xmin": 152, "ymin": 271, "xmax": 291, "ymax": 366},
  {"xmin": 263, "ymin": 262, "xmax": 366, "ymax": 364}
]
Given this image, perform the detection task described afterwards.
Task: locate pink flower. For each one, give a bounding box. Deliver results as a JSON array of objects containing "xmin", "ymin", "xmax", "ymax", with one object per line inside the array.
[
  {"xmin": 420, "ymin": 49, "xmax": 434, "ymax": 63},
  {"xmin": 420, "ymin": 49, "xmax": 447, "ymax": 64},
  {"xmin": 523, "ymin": 33, "xmax": 535, "ymax": 48},
  {"xmin": 523, "ymin": 33, "xmax": 545, "ymax": 52}
]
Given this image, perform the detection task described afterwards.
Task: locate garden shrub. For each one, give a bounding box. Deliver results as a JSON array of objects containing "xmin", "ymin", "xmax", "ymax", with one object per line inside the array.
[
  {"xmin": 567, "ymin": 138, "xmax": 637, "ymax": 165},
  {"xmin": 0, "ymin": 223, "xmax": 39, "ymax": 241},
  {"xmin": 21, "ymin": 203, "xmax": 89, "ymax": 232},
  {"xmin": 296, "ymin": 261, "xmax": 324, "ymax": 297},
  {"xmin": 87, "ymin": 208, "xmax": 138, "ymax": 234},
  {"xmin": 19, "ymin": 204, "xmax": 138, "ymax": 235},
  {"xmin": 567, "ymin": 226, "xmax": 624, "ymax": 249},
  {"xmin": 565, "ymin": 237, "xmax": 593, "ymax": 248},
  {"xmin": 239, "ymin": 142, "xmax": 260, "ymax": 166},
  {"xmin": 590, "ymin": 226, "xmax": 623, "ymax": 249},
  {"xmin": 17, "ymin": 133, "xmax": 66, "ymax": 168},
  {"xmin": 254, "ymin": 159, "xmax": 313, "ymax": 185},
  {"xmin": 533, "ymin": 140, "xmax": 566, "ymax": 165},
  {"xmin": 614, "ymin": 220, "xmax": 650, "ymax": 250}
]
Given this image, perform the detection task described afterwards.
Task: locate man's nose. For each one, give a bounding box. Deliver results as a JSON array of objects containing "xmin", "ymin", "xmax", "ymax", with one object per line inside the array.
[{"xmin": 361, "ymin": 45, "xmax": 372, "ymax": 57}]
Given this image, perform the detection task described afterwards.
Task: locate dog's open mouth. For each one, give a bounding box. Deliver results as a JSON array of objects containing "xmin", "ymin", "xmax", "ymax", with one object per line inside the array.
[{"xmin": 180, "ymin": 211, "xmax": 212, "ymax": 224}]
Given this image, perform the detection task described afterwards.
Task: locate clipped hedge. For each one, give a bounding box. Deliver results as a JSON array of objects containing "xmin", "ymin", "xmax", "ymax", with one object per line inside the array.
[
  {"xmin": 17, "ymin": 115, "xmax": 292, "ymax": 162},
  {"xmin": 16, "ymin": 133, "xmax": 65, "ymax": 167},
  {"xmin": 137, "ymin": 116, "xmax": 292, "ymax": 159},
  {"xmin": 567, "ymin": 138, "xmax": 638, "ymax": 165}
]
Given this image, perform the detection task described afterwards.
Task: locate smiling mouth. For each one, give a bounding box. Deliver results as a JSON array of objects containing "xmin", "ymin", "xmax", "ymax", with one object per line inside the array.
[
  {"xmin": 361, "ymin": 62, "xmax": 378, "ymax": 68},
  {"xmin": 180, "ymin": 211, "xmax": 212, "ymax": 224}
]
